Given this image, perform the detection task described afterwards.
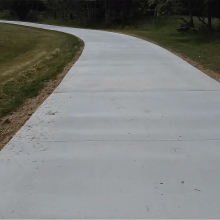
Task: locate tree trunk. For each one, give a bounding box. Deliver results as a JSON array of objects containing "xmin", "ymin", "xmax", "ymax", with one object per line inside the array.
[
  {"xmin": 54, "ymin": 11, "xmax": 57, "ymax": 20},
  {"xmin": 189, "ymin": 10, "xmax": 195, "ymax": 28},
  {"xmin": 105, "ymin": 0, "xmax": 107, "ymax": 23},
  {"xmin": 70, "ymin": 13, "xmax": 73, "ymax": 21},
  {"xmin": 208, "ymin": 13, "xmax": 212, "ymax": 33}
]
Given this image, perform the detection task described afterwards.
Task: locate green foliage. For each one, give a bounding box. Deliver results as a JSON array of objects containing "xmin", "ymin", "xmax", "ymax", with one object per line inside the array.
[
  {"xmin": 0, "ymin": 0, "xmax": 219, "ymax": 31},
  {"xmin": 0, "ymin": 10, "xmax": 14, "ymax": 20}
]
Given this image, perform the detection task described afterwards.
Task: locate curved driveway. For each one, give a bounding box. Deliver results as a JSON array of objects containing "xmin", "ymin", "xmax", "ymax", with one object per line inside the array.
[{"xmin": 1, "ymin": 21, "xmax": 220, "ymax": 218}]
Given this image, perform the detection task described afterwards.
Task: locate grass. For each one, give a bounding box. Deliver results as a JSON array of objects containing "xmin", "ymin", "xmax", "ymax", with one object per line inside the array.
[{"xmin": 0, "ymin": 23, "xmax": 83, "ymax": 118}]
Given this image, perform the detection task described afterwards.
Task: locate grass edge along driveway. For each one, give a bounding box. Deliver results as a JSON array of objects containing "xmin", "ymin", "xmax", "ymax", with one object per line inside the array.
[{"xmin": 0, "ymin": 23, "xmax": 84, "ymax": 150}]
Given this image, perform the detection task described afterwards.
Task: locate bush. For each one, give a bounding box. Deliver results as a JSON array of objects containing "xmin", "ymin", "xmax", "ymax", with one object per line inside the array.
[
  {"xmin": 26, "ymin": 10, "xmax": 40, "ymax": 22},
  {"xmin": 0, "ymin": 10, "xmax": 13, "ymax": 20}
]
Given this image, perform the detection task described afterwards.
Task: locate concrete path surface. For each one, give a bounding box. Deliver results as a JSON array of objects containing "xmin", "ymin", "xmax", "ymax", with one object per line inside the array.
[{"xmin": 1, "ymin": 21, "xmax": 220, "ymax": 219}]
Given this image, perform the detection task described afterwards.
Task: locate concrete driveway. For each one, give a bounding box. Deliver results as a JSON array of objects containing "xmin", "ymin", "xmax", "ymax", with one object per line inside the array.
[{"xmin": 0, "ymin": 21, "xmax": 220, "ymax": 218}]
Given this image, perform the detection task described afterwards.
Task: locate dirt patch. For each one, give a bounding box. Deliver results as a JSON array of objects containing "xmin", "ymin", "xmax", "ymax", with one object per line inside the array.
[
  {"xmin": 114, "ymin": 30, "xmax": 220, "ymax": 83},
  {"xmin": 0, "ymin": 45, "xmax": 84, "ymax": 152}
]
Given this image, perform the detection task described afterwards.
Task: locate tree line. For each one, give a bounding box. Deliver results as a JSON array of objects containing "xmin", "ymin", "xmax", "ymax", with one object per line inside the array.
[{"xmin": 0, "ymin": 0, "xmax": 220, "ymax": 31}]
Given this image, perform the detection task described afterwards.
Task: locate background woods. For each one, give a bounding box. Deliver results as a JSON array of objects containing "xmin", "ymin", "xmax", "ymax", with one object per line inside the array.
[{"xmin": 0, "ymin": 0, "xmax": 219, "ymax": 31}]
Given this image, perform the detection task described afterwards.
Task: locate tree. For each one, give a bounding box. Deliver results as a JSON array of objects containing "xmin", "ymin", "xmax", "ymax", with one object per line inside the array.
[
  {"xmin": 197, "ymin": 0, "xmax": 220, "ymax": 32},
  {"xmin": 148, "ymin": 0, "xmax": 220, "ymax": 32},
  {"xmin": 9, "ymin": 0, "xmax": 32, "ymax": 20}
]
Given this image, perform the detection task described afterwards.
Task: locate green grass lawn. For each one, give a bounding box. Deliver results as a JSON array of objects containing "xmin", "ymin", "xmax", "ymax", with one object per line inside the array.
[{"xmin": 0, "ymin": 23, "xmax": 83, "ymax": 118}]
